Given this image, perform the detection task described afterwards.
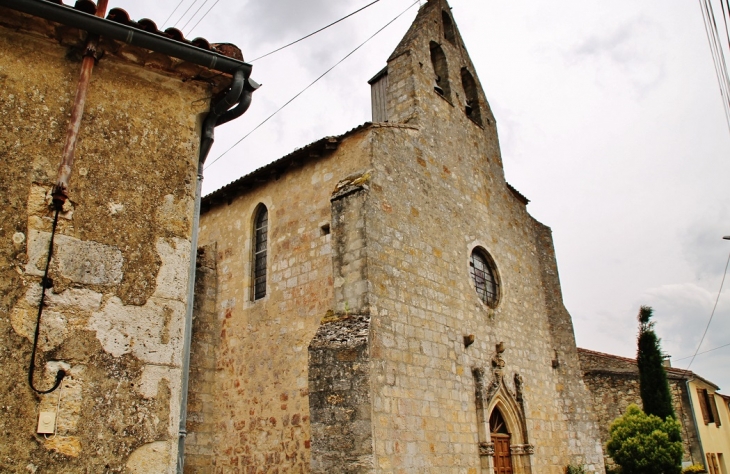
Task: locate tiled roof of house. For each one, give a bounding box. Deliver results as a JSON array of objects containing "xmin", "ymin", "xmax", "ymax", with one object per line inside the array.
[
  {"xmin": 44, "ymin": 0, "xmax": 243, "ymax": 60},
  {"xmin": 577, "ymin": 347, "xmax": 720, "ymax": 390},
  {"xmin": 202, "ymin": 123, "xmax": 375, "ymax": 211}
]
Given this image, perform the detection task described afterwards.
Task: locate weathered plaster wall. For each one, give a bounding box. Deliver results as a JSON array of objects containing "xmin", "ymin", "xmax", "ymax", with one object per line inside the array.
[
  {"xmin": 195, "ymin": 132, "xmax": 372, "ymax": 472},
  {"xmin": 0, "ymin": 22, "xmax": 209, "ymax": 473},
  {"xmin": 578, "ymin": 349, "xmax": 704, "ymax": 467},
  {"xmin": 690, "ymin": 379, "xmax": 730, "ymax": 467}
]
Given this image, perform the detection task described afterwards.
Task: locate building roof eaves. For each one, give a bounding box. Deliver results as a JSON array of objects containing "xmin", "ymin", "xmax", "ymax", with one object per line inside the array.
[
  {"xmin": 1, "ymin": 0, "xmax": 248, "ymax": 74},
  {"xmin": 506, "ymin": 182, "xmax": 529, "ymax": 205},
  {"xmin": 368, "ymin": 66, "xmax": 388, "ymax": 85},
  {"xmin": 202, "ymin": 122, "xmax": 375, "ymax": 210},
  {"xmin": 577, "ymin": 348, "xmax": 720, "ymax": 390}
]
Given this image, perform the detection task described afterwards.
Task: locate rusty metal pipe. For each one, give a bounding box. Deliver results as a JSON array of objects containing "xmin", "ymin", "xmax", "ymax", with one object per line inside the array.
[{"xmin": 51, "ymin": 0, "xmax": 108, "ymax": 206}]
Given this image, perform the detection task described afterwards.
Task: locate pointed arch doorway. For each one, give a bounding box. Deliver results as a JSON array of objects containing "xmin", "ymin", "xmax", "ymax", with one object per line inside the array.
[{"xmin": 490, "ymin": 407, "xmax": 513, "ymax": 474}]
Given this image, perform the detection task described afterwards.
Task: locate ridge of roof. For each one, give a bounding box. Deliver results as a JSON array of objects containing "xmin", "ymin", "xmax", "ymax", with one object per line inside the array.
[
  {"xmin": 41, "ymin": 0, "xmax": 244, "ymax": 60},
  {"xmin": 577, "ymin": 347, "xmax": 720, "ymax": 390},
  {"xmin": 202, "ymin": 123, "xmax": 373, "ymax": 211},
  {"xmin": 202, "ymin": 122, "xmax": 421, "ymax": 211}
]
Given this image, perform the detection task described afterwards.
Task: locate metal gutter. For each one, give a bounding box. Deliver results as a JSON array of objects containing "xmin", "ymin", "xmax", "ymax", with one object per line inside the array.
[
  {"xmin": 177, "ymin": 70, "xmax": 258, "ymax": 474},
  {"xmin": 686, "ymin": 378, "xmax": 707, "ymax": 470},
  {"xmin": 0, "ymin": 0, "xmax": 251, "ymax": 75}
]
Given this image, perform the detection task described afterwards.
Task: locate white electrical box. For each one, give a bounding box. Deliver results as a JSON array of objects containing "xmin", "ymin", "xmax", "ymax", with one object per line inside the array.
[{"xmin": 37, "ymin": 412, "xmax": 56, "ymax": 435}]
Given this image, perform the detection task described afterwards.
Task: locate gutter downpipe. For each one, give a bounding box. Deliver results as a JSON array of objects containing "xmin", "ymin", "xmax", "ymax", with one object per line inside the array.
[
  {"xmin": 27, "ymin": 0, "xmax": 108, "ymax": 395},
  {"xmin": 685, "ymin": 377, "xmax": 707, "ymax": 470},
  {"xmin": 177, "ymin": 70, "xmax": 259, "ymax": 474},
  {"xmin": 51, "ymin": 0, "xmax": 108, "ymax": 206}
]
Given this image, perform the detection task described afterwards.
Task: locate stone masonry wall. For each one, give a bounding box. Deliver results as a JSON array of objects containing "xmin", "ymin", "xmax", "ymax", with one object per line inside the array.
[
  {"xmin": 309, "ymin": 314, "xmax": 372, "ymax": 473},
  {"xmin": 360, "ymin": 1, "xmax": 604, "ymax": 471},
  {"xmin": 196, "ymin": 131, "xmax": 373, "ymax": 473},
  {"xmin": 309, "ymin": 181, "xmax": 373, "ymax": 473},
  {"xmin": 0, "ymin": 20, "xmax": 211, "ymax": 473},
  {"xmin": 578, "ymin": 350, "xmax": 703, "ymax": 467},
  {"xmin": 185, "ymin": 244, "xmax": 219, "ymax": 473},
  {"xmin": 533, "ymin": 223, "xmax": 605, "ymax": 467}
]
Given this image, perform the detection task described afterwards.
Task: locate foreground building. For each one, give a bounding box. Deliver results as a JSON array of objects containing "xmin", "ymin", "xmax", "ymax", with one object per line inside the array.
[
  {"xmin": 190, "ymin": 0, "xmax": 605, "ymax": 472},
  {"xmin": 0, "ymin": 0, "xmax": 255, "ymax": 472},
  {"xmin": 579, "ymin": 348, "xmax": 730, "ymax": 472}
]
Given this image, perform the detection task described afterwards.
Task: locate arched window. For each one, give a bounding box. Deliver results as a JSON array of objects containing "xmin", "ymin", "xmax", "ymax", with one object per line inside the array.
[
  {"xmin": 461, "ymin": 68, "xmax": 482, "ymax": 126},
  {"xmin": 252, "ymin": 204, "xmax": 268, "ymax": 300},
  {"xmin": 469, "ymin": 247, "xmax": 499, "ymax": 307},
  {"xmin": 442, "ymin": 10, "xmax": 456, "ymax": 44},
  {"xmin": 429, "ymin": 41, "xmax": 451, "ymax": 99}
]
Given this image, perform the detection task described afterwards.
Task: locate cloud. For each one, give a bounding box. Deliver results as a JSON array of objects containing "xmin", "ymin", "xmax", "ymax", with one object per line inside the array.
[
  {"xmin": 680, "ymin": 205, "xmax": 730, "ymax": 279},
  {"xmin": 236, "ymin": 0, "xmax": 357, "ymax": 49},
  {"xmin": 636, "ymin": 282, "xmax": 730, "ymax": 390},
  {"xmin": 568, "ymin": 17, "xmax": 666, "ymax": 97}
]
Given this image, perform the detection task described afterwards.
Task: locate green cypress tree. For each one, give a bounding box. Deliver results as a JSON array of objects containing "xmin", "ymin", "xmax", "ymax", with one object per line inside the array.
[{"xmin": 636, "ymin": 306, "xmax": 676, "ymax": 421}]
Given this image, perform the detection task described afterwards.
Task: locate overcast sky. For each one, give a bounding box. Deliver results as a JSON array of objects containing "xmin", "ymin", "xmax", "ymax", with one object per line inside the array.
[{"xmin": 112, "ymin": 0, "xmax": 730, "ymax": 390}]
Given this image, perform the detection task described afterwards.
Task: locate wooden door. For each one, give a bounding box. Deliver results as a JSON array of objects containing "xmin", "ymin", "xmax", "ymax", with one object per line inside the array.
[{"xmin": 492, "ymin": 434, "xmax": 513, "ymax": 474}]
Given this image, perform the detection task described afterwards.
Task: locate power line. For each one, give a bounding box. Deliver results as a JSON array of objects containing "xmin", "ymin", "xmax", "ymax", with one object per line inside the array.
[
  {"xmin": 163, "ymin": 0, "xmax": 186, "ymax": 27},
  {"xmin": 674, "ymin": 341, "xmax": 730, "ymax": 362},
  {"xmin": 180, "ymin": 0, "xmax": 214, "ymax": 33},
  {"xmin": 698, "ymin": 0, "xmax": 730, "ymax": 136},
  {"xmin": 187, "ymin": 0, "xmax": 223, "ymax": 36},
  {"xmin": 174, "ymin": 0, "xmax": 204, "ymax": 29},
  {"xmin": 249, "ymin": 0, "xmax": 382, "ymax": 62},
  {"xmin": 685, "ymin": 248, "xmax": 730, "ymax": 370},
  {"xmin": 204, "ymin": 0, "xmax": 420, "ymax": 171}
]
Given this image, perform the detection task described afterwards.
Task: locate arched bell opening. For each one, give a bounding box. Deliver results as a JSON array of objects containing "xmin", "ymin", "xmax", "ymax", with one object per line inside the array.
[
  {"xmin": 461, "ymin": 67, "xmax": 482, "ymax": 126},
  {"xmin": 442, "ymin": 10, "xmax": 456, "ymax": 44},
  {"xmin": 429, "ymin": 41, "xmax": 451, "ymax": 100}
]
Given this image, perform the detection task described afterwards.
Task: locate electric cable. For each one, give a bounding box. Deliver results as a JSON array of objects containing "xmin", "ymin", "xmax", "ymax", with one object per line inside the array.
[
  {"xmin": 701, "ymin": 0, "xmax": 728, "ymax": 122},
  {"xmin": 173, "ymin": 0, "xmax": 204, "ymax": 29},
  {"xmin": 674, "ymin": 341, "xmax": 730, "ymax": 362},
  {"xmin": 720, "ymin": 0, "xmax": 730, "ymax": 53},
  {"xmin": 179, "ymin": 0, "xmax": 214, "ymax": 33},
  {"xmin": 706, "ymin": 0, "xmax": 730, "ymax": 113},
  {"xmin": 249, "ymin": 0, "xmax": 382, "ymax": 62},
  {"xmin": 700, "ymin": 0, "xmax": 728, "ymax": 124},
  {"xmin": 204, "ymin": 0, "xmax": 420, "ymax": 171},
  {"xmin": 163, "ymin": 0, "xmax": 186, "ymax": 27},
  {"xmin": 186, "ymin": 0, "xmax": 222, "ymax": 36},
  {"xmin": 699, "ymin": 0, "xmax": 730, "ymax": 136},
  {"xmin": 28, "ymin": 206, "xmax": 66, "ymax": 394},
  {"xmin": 685, "ymin": 248, "xmax": 730, "ymax": 371}
]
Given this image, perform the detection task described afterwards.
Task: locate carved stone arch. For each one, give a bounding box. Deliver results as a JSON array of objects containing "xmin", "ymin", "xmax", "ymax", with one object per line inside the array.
[
  {"xmin": 487, "ymin": 390, "xmax": 525, "ymax": 446},
  {"xmin": 472, "ymin": 348, "xmax": 533, "ymax": 474}
]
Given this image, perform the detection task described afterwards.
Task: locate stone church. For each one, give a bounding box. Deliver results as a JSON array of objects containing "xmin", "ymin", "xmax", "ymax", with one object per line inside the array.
[{"xmin": 188, "ymin": 0, "xmax": 606, "ymax": 472}]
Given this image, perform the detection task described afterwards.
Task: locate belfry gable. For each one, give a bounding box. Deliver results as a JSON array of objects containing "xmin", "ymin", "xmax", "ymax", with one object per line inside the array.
[{"xmin": 371, "ymin": 0, "xmax": 494, "ymax": 128}]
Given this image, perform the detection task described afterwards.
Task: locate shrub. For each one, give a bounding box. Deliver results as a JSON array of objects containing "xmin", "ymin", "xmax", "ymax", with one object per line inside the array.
[
  {"xmin": 566, "ymin": 465, "xmax": 586, "ymax": 474},
  {"xmin": 607, "ymin": 404, "xmax": 683, "ymax": 474}
]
